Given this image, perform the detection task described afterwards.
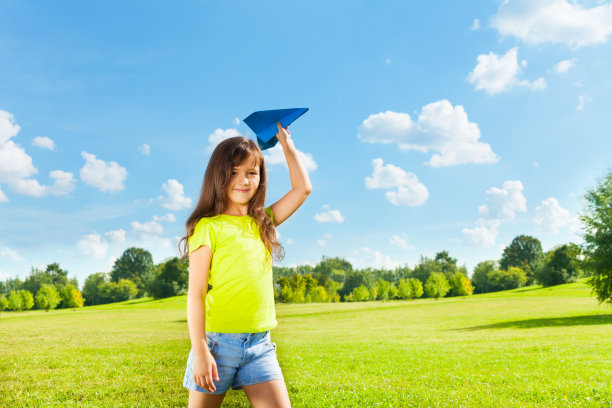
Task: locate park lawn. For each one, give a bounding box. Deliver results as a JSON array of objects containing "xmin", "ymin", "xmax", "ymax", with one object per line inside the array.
[{"xmin": 0, "ymin": 279, "xmax": 610, "ymax": 407}]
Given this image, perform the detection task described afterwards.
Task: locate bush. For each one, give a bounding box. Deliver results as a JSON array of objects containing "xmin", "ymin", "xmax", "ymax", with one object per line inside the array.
[
  {"xmin": 60, "ymin": 284, "xmax": 85, "ymax": 308},
  {"xmin": 0, "ymin": 295, "xmax": 8, "ymax": 311},
  {"xmin": 487, "ymin": 267, "xmax": 527, "ymax": 291},
  {"xmin": 306, "ymin": 286, "xmax": 329, "ymax": 303},
  {"xmin": 35, "ymin": 284, "xmax": 61, "ymax": 311},
  {"xmin": 350, "ymin": 285, "xmax": 370, "ymax": 301},
  {"xmin": 449, "ymin": 272, "xmax": 474, "ymax": 296},
  {"xmin": 425, "ymin": 273, "xmax": 450, "ymax": 299},
  {"xmin": 8, "ymin": 290, "xmax": 23, "ymax": 311},
  {"xmin": 19, "ymin": 290, "xmax": 34, "ymax": 310},
  {"xmin": 536, "ymin": 245, "xmax": 579, "ymax": 287}
]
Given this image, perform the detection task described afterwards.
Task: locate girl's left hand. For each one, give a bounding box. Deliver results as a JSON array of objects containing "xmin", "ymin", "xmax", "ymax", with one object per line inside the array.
[{"xmin": 275, "ymin": 122, "xmax": 291, "ymax": 145}]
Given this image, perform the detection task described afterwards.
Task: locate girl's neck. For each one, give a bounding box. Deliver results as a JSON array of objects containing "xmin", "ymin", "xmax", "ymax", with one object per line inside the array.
[{"xmin": 222, "ymin": 204, "xmax": 249, "ymax": 217}]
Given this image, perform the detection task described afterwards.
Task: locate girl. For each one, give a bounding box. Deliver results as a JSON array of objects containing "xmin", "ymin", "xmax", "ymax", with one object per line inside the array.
[{"xmin": 180, "ymin": 122, "xmax": 311, "ymax": 408}]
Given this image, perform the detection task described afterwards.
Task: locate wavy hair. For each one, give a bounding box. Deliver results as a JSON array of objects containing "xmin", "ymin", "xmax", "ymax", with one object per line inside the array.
[{"xmin": 179, "ymin": 136, "xmax": 284, "ymax": 263}]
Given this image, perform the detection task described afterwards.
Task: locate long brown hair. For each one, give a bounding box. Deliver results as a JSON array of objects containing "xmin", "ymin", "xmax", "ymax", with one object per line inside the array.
[{"xmin": 179, "ymin": 136, "xmax": 284, "ymax": 263}]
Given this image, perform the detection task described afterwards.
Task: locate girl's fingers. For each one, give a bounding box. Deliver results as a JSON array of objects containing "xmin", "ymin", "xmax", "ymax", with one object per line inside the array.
[{"xmin": 213, "ymin": 364, "xmax": 220, "ymax": 381}]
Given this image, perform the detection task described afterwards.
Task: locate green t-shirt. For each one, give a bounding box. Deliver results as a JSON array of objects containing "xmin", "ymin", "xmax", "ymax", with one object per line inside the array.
[{"xmin": 188, "ymin": 207, "xmax": 277, "ymax": 333}]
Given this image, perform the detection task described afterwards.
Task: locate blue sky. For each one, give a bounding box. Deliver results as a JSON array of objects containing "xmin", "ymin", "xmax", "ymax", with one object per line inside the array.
[{"xmin": 1, "ymin": 0, "xmax": 612, "ymax": 286}]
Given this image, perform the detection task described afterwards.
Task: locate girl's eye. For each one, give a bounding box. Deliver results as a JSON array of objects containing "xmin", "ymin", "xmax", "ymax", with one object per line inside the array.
[{"xmin": 249, "ymin": 172, "xmax": 258, "ymax": 175}]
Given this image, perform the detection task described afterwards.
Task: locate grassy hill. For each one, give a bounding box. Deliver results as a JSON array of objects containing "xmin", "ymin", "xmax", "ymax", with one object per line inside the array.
[{"xmin": 1, "ymin": 279, "xmax": 610, "ymax": 407}]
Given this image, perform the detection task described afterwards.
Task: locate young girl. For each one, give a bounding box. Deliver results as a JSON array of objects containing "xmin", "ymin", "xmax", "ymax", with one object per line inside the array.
[{"xmin": 180, "ymin": 122, "xmax": 311, "ymax": 408}]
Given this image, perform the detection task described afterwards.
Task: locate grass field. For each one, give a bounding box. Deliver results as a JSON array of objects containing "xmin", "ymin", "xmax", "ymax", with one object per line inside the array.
[{"xmin": 1, "ymin": 279, "xmax": 611, "ymax": 407}]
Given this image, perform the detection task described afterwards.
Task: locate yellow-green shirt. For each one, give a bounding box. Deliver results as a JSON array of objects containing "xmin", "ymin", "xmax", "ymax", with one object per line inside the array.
[{"xmin": 188, "ymin": 207, "xmax": 277, "ymax": 333}]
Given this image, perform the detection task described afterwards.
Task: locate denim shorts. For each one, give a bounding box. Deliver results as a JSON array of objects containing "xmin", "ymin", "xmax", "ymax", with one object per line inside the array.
[{"xmin": 183, "ymin": 330, "xmax": 284, "ymax": 394}]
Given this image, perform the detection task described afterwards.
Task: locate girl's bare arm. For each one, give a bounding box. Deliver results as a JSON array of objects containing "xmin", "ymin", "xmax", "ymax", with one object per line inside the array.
[{"xmin": 269, "ymin": 122, "xmax": 313, "ymax": 226}]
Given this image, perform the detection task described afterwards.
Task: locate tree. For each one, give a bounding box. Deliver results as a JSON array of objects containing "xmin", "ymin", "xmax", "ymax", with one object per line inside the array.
[
  {"xmin": 111, "ymin": 247, "xmax": 154, "ymax": 296},
  {"xmin": 472, "ymin": 261, "xmax": 497, "ymax": 294},
  {"xmin": 397, "ymin": 279, "xmax": 412, "ymax": 299},
  {"xmin": 82, "ymin": 273, "xmax": 108, "ymax": 306},
  {"xmin": 449, "ymin": 272, "xmax": 474, "ymax": 296},
  {"xmin": 412, "ymin": 256, "xmax": 442, "ymax": 285},
  {"xmin": 35, "ymin": 284, "xmax": 61, "ymax": 311},
  {"xmin": 350, "ymin": 285, "xmax": 370, "ymax": 301},
  {"xmin": 424, "ymin": 272, "xmax": 450, "ymax": 299},
  {"xmin": 99, "ymin": 279, "xmax": 138, "ymax": 303},
  {"xmin": 306, "ymin": 286, "xmax": 329, "ymax": 303},
  {"xmin": 314, "ymin": 256, "xmax": 353, "ymax": 278},
  {"xmin": 338, "ymin": 270, "xmax": 373, "ymax": 299},
  {"xmin": 0, "ymin": 295, "xmax": 7, "ymax": 311},
  {"xmin": 376, "ymin": 279, "xmax": 390, "ymax": 300},
  {"xmin": 536, "ymin": 245, "xmax": 580, "ymax": 287},
  {"xmin": 60, "ymin": 284, "xmax": 85, "ymax": 308},
  {"xmin": 581, "ymin": 171, "xmax": 612, "ymax": 304},
  {"xmin": 409, "ymin": 278, "xmax": 424, "ymax": 299},
  {"xmin": 8, "ymin": 290, "xmax": 23, "ymax": 311},
  {"xmin": 148, "ymin": 257, "xmax": 189, "ymax": 299},
  {"xmin": 487, "ymin": 267, "xmax": 527, "ymax": 291},
  {"xmin": 500, "ymin": 235, "xmax": 543, "ymax": 284},
  {"xmin": 19, "ymin": 290, "xmax": 34, "ymax": 310}
]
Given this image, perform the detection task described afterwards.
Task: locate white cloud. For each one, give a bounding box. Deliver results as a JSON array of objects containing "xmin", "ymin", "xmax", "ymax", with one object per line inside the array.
[
  {"xmin": 0, "ymin": 110, "xmax": 21, "ymax": 144},
  {"xmin": 317, "ymin": 233, "xmax": 332, "ymax": 247},
  {"xmin": 534, "ymin": 197, "xmax": 571, "ymax": 234},
  {"xmin": 263, "ymin": 144, "xmax": 318, "ymax": 172},
  {"xmin": 32, "ymin": 136, "xmax": 56, "ymax": 150},
  {"xmin": 317, "ymin": 239, "xmax": 327, "ymax": 247},
  {"xmin": 79, "ymin": 152, "xmax": 127, "ymax": 193},
  {"xmin": 390, "ymin": 235, "xmax": 413, "ymax": 250},
  {"xmin": 1, "ymin": 247, "xmax": 25, "ymax": 261},
  {"xmin": 12, "ymin": 178, "xmax": 46, "ymax": 197},
  {"xmin": 104, "ymin": 229, "xmax": 126, "ymax": 243},
  {"xmin": 462, "ymin": 181, "xmax": 527, "ymax": 247},
  {"xmin": 352, "ymin": 247, "xmax": 400, "ymax": 269},
  {"xmin": 47, "ymin": 170, "xmax": 76, "ymax": 196},
  {"xmin": 77, "ymin": 233, "xmax": 108, "ymax": 259},
  {"xmin": 131, "ymin": 220, "xmax": 164, "ymax": 236},
  {"xmin": 365, "ymin": 158, "xmax": 429, "ymax": 206},
  {"xmin": 138, "ymin": 143, "xmax": 151, "ymax": 155},
  {"xmin": 286, "ymin": 238, "xmax": 294, "ymax": 245},
  {"xmin": 207, "ymin": 128, "xmax": 242, "ymax": 151},
  {"xmin": 554, "ymin": 58, "xmax": 576, "ymax": 73},
  {"xmin": 0, "ymin": 186, "xmax": 7, "ymax": 203},
  {"xmin": 158, "ymin": 179, "xmax": 192, "ymax": 210},
  {"xmin": 359, "ymin": 100, "xmax": 498, "ymax": 167},
  {"xmin": 314, "ymin": 205, "xmax": 345, "ymax": 223},
  {"xmin": 471, "ymin": 18, "xmax": 480, "ymax": 30},
  {"xmin": 577, "ymin": 94, "xmax": 591, "ymax": 111},
  {"xmin": 462, "ymin": 219, "xmax": 500, "ymax": 248},
  {"xmin": 153, "ymin": 213, "xmax": 176, "ymax": 222},
  {"xmin": 468, "ymin": 48, "xmax": 546, "ymax": 95},
  {"xmin": 0, "ymin": 141, "xmax": 37, "ymax": 184},
  {"xmin": 484, "ymin": 180, "xmax": 527, "ymax": 220},
  {"xmin": 491, "ymin": 0, "xmax": 612, "ymax": 48}
]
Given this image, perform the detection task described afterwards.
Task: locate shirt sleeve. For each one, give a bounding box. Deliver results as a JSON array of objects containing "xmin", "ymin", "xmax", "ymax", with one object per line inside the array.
[
  {"xmin": 188, "ymin": 218, "xmax": 216, "ymax": 255},
  {"xmin": 265, "ymin": 206, "xmax": 274, "ymax": 224}
]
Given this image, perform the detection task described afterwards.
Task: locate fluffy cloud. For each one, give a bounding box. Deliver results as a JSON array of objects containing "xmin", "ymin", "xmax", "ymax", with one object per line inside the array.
[
  {"xmin": 471, "ymin": 19, "xmax": 480, "ymax": 30},
  {"xmin": 350, "ymin": 247, "xmax": 400, "ymax": 269},
  {"xmin": 32, "ymin": 136, "xmax": 56, "ymax": 150},
  {"xmin": 1, "ymin": 111, "xmax": 74, "ymax": 197},
  {"xmin": 462, "ymin": 181, "xmax": 527, "ymax": 247},
  {"xmin": 131, "ymin": 220, "xmax": 164, "ymax": 236},
  {"xmin": 314, "ymin": 205, "xmax": 345, "ymax": 223},
  {"xmin": 0, "ymin": 186, "xmax": 7, "ymax": 203},
  {"xmin": 365, "ymin": 158, "xmax": 429, "ymax": 206},
  {"xmin": 577, "ymin": 94, "xmax": 591, "ymax": 111},
  {"xmin": 359, "ymin": 100, "xmax": 498, "ymax": 167},
  {"xmin": 468, "ymin": 48, "xmax": 546, "ymax": 95},
  {"xmin": 390, "ymin": 235, "xmax": 413, "ymax": 250},
  {"xmin": 554, "ymin": 59, "xmax": 576, "ymax": 73},
  {"xmin": 104, "ymin": 229, "xmax": 126, "ymax": 243},
  {"xmin": 77, "ymin": 233, "xmax": 108, "ymax": 259},
  {"xmin": 138, "ymin": 143, "xmax": 151, "ymax": 155},
  {"xmin": 1, "ymin": 247, "xmax": 25, "ymax": 261},
  {"xmin": 534, "ymin": 197, "xmax": 571, "ymax": 234},
  {"xmin": 153, "ymin": 213, "xmax": 176, "ymax": 222},
  {"xmin": 263, "ymin": 144, "xmax": 318, "ymax": 172},
  {"xmin": 207, "ymin": 128, "xmax": 242, "ymax": 151},
  {"xmin": 491, "ymin": 0, "xmax": 612, "ymax": 48},
  {"xmin": 158, "ymin": 179, "xmax": 192, "ymax": 210},
  {"xmin": 80, "ymin": 152, "xmax": 127, "ymax": 193}
]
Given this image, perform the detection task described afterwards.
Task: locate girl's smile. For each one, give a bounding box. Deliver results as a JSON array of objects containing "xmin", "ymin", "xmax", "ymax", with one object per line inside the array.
[{"xmin": 225, "ymin": 159, "xmax": 261, "ymax": 211}]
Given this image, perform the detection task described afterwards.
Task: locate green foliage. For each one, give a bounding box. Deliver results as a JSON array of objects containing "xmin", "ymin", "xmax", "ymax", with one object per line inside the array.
[
  {"xmin": 471, "ymin": 260, "xmax": 497, "ymax": 294},
  {"xmin": 448, "ymin": 272, "xmax": 474, "ymax": 296},
  {"xmin": 536, "ymin": 245, "xmax": 580, "ymax": 287},
  {"xmin": 500, "ymin": 235, "xmax": 543, "ymax": 285},
  {"xmin": 35, "ymin": 284, "xmax": 61, "ymax": 311},
  {"xmin": 0, "ymin": 295, "xmax": 7, "ymax": 311},
  {"xmin": 411, "ymin": 256, "xmax": 442, "ymax": 285},
  {"xmin": 350, "ymin": 285, "xmax": 370, "ymax": 301},
  {"xmin": 147, "ymin": 257, "xmax": 189, "ymax": 299},
  {"xmin": 60, "ymin": 284, "xmax": 84, "ymax": 308},
  {"xmin": 487, "ymin": 267, "xmax": 527, "ymax": 291},
  {"xmin": 324, "ymin": 279, "xmax": 341, "ymax": 302},
  {"xmin": 99, "ymin": 279, "xmax": 138, "ymax": 303},
  {"xmin": 8, "ymin": 290, "xmax": 23, "ymax": 311},
  {"xmin": 111, "ymin": 247, "xmax": 154, "ymax": 296},
  {"xmin": 581, "ymin": 171, "xmax": 612, "ymax": 304},
  {"xmin": 0, "ymin": 276, "xmax": 23, "ymax": 295},
  {"xmin": 314, "ymin": 256, "xmax": 353, "ymax": 278},
  {"xmin": 339, "ymin": 270, "xmax": 373, "ymax": 298},
  {"xmin": 409, "ymin": 278, "xmax": 424, "ymax": 299},
  {"xmin": 19, "ymin": 290, "xmax": 34, "ymax": 310},
  {"xmin": 424, "ymin": 272, "xmax": 450, "ymax": 299},
  {"xmin": 82, "ymin": 273, "xmax": 108, "ymax": 306},
  {"xmin": 305, "ymin": 286, "xmax": 329, "ymax": 303},
  {"xmin": 376, "ymin": 278, "xmax": 390, "ymax": 300}
]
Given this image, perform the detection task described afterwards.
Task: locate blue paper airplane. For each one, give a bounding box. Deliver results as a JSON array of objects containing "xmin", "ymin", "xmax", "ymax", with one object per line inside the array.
[{"xmin": 243, "ymin": 108, "xmax": 309, "ymax": 150}]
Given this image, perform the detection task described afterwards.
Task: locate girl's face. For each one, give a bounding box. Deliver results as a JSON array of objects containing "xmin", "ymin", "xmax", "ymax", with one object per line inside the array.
[{"xmin": 225, "ymin": 157, "xmax": 261, "ymax": 208}]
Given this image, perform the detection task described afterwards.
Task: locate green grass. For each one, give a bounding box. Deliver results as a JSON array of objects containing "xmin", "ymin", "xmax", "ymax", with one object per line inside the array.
[{"xmin": 1, "ymin": 279, "xmax": 611, "ymax": 407}]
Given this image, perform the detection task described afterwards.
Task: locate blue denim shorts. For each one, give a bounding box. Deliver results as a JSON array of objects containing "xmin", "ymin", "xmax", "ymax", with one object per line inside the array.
[{"xmin": 183, "ymin": 330, "xmax": 284, "ymax": 394}]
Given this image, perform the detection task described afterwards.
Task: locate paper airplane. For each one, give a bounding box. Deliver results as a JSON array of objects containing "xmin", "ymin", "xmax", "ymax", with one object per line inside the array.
[{"xmin": 243, "ymin": 108, "xmax": 309, "ymax": 150}]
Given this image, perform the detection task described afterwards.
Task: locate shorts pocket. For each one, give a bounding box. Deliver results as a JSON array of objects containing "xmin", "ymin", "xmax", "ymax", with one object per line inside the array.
[{"xmin": 206, "ymin": 333, "xmax": 218, "ymax": 353}]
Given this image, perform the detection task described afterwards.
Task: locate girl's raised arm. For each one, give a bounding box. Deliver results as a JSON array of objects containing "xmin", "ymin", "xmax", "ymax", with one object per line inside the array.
[{"xmin": 269, "ymin": 122, "xmax": 312, "ymax": 226}]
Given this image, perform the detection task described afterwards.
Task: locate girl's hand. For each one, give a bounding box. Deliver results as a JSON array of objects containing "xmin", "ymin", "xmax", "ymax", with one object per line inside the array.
[
  {"xmin": 192, "ymin": 350, "xmax": 220, "ymax": 393},
  {"xmin": 275, "ymin": 121, "xmax": 291, "ymax": 145}
]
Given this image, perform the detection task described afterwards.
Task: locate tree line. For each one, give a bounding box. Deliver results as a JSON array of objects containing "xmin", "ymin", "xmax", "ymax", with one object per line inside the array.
[{"xmin": 2, "ymin": 169, "xmax": 612, "ymax": 310}]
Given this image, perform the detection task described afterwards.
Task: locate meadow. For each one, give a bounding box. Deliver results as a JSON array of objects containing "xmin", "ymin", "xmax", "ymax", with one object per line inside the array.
[{"xmin": 0, "ymin": 279, "xmax": 610, "ymax": 407}]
